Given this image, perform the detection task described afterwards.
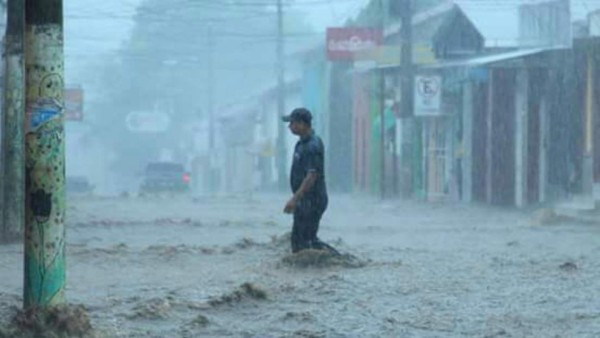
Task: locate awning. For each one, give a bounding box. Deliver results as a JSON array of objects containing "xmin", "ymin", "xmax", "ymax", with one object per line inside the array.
[{"xmin": 420, "ymin": 47, "xmax": 566, "ymax": 69}]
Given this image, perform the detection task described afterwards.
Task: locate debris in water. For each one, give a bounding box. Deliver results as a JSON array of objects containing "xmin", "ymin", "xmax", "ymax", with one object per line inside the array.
[
  {"xmin": 289, "ymin": 329, "xmax": 326, "ymax": 338},
  {"xmin": 530, "ymin": 208, "xmax": 569, "ymax": 226},
  {"xmin": 208, "ymin": 283, "xmax": 268, "ymax": 307},
  {"xmin": 270, "ymin": 232, "xmax": 292, "ymax": 249},
  {"xmin": 5, "ymin": 305, "xmax": 94, "ymax": 338},
  {"xmin": 144, "ymin": 244, "xmax": 194, "ymax": 256},
  {"xmin": 200, "ymin": 247, "xmax": 216, "ymax": 255},
  {"xmin": 188, "ymin": 314, "xmax": 210, "ymax": 328},
  {"xmin": 86, "ymin": 219, "xmax": 133, "ymax": 227},
  {"xmin": 281, "ymin": 249, "xmax": 367, "ymax": 269},
  {"xmin": 128, "ymin": 298, "xmax": 172, "ymax": 320},
  {"xmin": 153, "ymin": 218, "xmax": 192, "ymax": 225},
  {"xmin": 142, "ymin": 245, "xmax": 216, "ymax": 256},
  {"xmin": 98, "ymin": 243, "xmax": 128, "ymax": 255},
  {"xmin": 235, "ymin": 237, "xmax": 259, "ymax": 249},
  {"xmin": 559, "ymin": 262, "xmax": 578, "ymax": 272},
  {"xmin": 221, "ymin": 247, "xmax": 235, "ymax": 255},
  {"xmin": 282, "ymin": 311, "xmax": 315, "ymax": 322},
  {"xmin": 263, "ymin": 220, "xmax": 278, "ymax": 227},
  {"xmin": 484, "ymin": 328, "xmax": 508, "ymax": 337}
]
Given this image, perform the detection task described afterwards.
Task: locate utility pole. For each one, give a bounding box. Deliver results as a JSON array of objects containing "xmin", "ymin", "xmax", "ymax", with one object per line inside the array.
[
  {"xmin": 400, "ymin": 0, "xmax": 413, "ymax": 117},
  {"xmin": 23, "ymin": 0, "xmax": 66, "ymax": 308},
  {"xmin": 399, "ymin": 0, "xmax": 413, "ymax": 197},
  {"xmin": 207, "ymin": 24, "xmax": 215, "ymax": 152},
  {"xmin": 276, "ymin": 0, "xmax": 287, "ymax": 191},
  {"xmin": 1, "ymin": 0, "xmax": 25, "ymax": 243},
  {"xmin": 379, "ymin": 0, "xmax": 386, "ymax": 199},
  {"xmin": 207, "ymin": 23, "xmax": 216, "ymax": 193},
  {"xmin": 583, "ymin": 51, "xmax": 594, "ymax": 197},
  {"xmin": 380, "ymin": 72, "xmax": 386, "ymax": 199}
]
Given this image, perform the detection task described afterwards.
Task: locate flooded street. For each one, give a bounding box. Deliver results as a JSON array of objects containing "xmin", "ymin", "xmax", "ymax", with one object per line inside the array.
[
  {"xmin": 2, "ymin": 0, "xmax": 600, "ymax": 337},
  {"xmin": 1, "ymin": 194, "xmax": 600, "ymax": 337}
]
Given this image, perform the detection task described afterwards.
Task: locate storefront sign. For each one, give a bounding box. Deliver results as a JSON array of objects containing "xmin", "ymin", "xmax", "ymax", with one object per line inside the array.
[{"xmin": 326, "ymin": 27, "xmax": 382, "ymax": 61}]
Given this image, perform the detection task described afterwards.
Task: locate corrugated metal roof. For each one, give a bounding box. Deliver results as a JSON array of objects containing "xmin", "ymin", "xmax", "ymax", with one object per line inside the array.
[{"xmin": 420, "ymin": 47, "xmax": 564, "ymax": 69}]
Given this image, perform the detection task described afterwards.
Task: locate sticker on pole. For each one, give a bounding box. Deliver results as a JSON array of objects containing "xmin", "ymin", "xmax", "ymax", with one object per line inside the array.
[
  {"xmin": 414, "ymin": 75, "xmax": 442, "ymax": 116},
  {"xmin": 27, "ymin": 98, "xmax": 64, "ymax": 132}
]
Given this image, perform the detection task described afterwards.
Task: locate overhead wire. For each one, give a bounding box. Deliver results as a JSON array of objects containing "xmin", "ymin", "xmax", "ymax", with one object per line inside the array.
[
  {"xmin": 70, "ymin": 0, "xmax": 600, "ymax": 72},
  {"xmin": 73, "ymin": 0, "xmax": 596, "ymax": 46},
  {"xmin": 64, "ymin": 0, "xmax": 328, "ymax": 55},
  {"xmin": 187, "ymin": 0, "xmax": 365, "ymax": 7}
]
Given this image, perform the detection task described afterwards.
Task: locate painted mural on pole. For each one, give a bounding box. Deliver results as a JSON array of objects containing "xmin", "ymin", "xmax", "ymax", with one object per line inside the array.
[{"xmin": 24, "ymin": 24, "xmax": 66, "ymax": 307}]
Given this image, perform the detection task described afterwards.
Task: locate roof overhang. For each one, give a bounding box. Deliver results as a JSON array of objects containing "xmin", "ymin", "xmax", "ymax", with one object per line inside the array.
[{"xmin": 420, "ymin": 47, "xmax": 568, "ymax": 70}]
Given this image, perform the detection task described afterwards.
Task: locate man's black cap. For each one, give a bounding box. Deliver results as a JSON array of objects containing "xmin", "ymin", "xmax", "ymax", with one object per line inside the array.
[{"xmin": 282, "ymin": 107, "xmax": 312, "ymax": 124}]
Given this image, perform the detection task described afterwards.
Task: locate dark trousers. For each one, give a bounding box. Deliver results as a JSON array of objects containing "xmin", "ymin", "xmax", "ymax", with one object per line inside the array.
[{"xmin": 292, "ymin": 208, "xmax": 325, "ymax": 252}]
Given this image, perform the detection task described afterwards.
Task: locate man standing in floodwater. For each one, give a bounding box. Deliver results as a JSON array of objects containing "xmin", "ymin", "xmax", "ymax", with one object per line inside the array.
[{"xmin": 282, "ymin": 108, "xmax": 338, "ymax": 254}]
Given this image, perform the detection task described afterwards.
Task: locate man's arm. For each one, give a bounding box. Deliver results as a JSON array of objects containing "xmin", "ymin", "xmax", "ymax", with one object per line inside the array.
[
  {"xmin": 293, "ymin": 171, "xmax": 318, "ymax": 200},
  {"xmin": 284, "ymin": 171, "xmax": 318, "ymax": 214}
]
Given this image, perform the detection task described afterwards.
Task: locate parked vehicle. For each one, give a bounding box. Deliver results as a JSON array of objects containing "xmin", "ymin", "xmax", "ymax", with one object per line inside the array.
[
  {"xmin": 66, "ymin": 176, "xmax": 94, "ymax": 196},
  {"xmin": 139, "ymin": 162, "xmax": 190, "ymax": 195}
]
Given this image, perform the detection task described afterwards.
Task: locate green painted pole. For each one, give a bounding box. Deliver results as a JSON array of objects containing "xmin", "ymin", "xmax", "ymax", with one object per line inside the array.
[
  {"xmin": 23, "ymin": 0, "xmax": 66, "ymax": 308},
  {"xmin": 1, "ymin": 0, "xmax": 25, "ymax": 243}
]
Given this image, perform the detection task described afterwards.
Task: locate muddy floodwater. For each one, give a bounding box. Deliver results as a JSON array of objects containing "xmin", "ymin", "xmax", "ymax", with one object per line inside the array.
[{"xmin": 1, "ymin": 194, "xmax": 600, "ymax": 337}]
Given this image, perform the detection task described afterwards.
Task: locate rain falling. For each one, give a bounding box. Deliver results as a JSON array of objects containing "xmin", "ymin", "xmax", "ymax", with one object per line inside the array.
[{"xmin": 1, "ymin": 0, "xmax": 600, "ymax": 337}]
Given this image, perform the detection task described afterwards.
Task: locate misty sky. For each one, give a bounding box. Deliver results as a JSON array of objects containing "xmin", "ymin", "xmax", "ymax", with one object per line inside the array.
[{"xmin": 64, "ymin": 0, "xmax": 600, "ymax": 85}]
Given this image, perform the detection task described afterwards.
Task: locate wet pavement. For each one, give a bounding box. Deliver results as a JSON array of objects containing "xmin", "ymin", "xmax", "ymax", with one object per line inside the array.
[{"xmin": 1, "ymin": 194, "xmax": 600, "ymax": 337}]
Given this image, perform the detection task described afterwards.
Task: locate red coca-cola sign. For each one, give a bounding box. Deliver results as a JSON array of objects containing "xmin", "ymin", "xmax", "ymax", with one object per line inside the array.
[{"xmin": 326, "ymin": 27, "xmax": 383, "ymax": 61}]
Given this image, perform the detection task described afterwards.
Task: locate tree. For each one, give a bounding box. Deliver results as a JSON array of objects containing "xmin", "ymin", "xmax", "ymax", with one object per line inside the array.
[{"xmin": 87, "ymin": 0, "xmax": 317, "ymax": 179}]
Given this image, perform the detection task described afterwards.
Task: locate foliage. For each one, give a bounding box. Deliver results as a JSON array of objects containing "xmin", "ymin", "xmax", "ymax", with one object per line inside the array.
[{"xmin": 86, "ymin": 0, "xmax": 317, "ymax": 175}]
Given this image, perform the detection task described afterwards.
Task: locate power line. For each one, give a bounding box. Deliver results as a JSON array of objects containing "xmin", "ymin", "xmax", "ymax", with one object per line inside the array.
[
  {"xmin": 207, "ymin": 30, "xmax": 321, "ymax": 37},
  {"xmin": 67, "ymin": 12, "xmax": 274, "ymax": 22},
  {"xmin": 188, "ymin": 0, "xmax": 364, "ymax": 7},
  {"xmin": 125, "ymin": 0, "xmax": 369, "ymax": 17}
]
